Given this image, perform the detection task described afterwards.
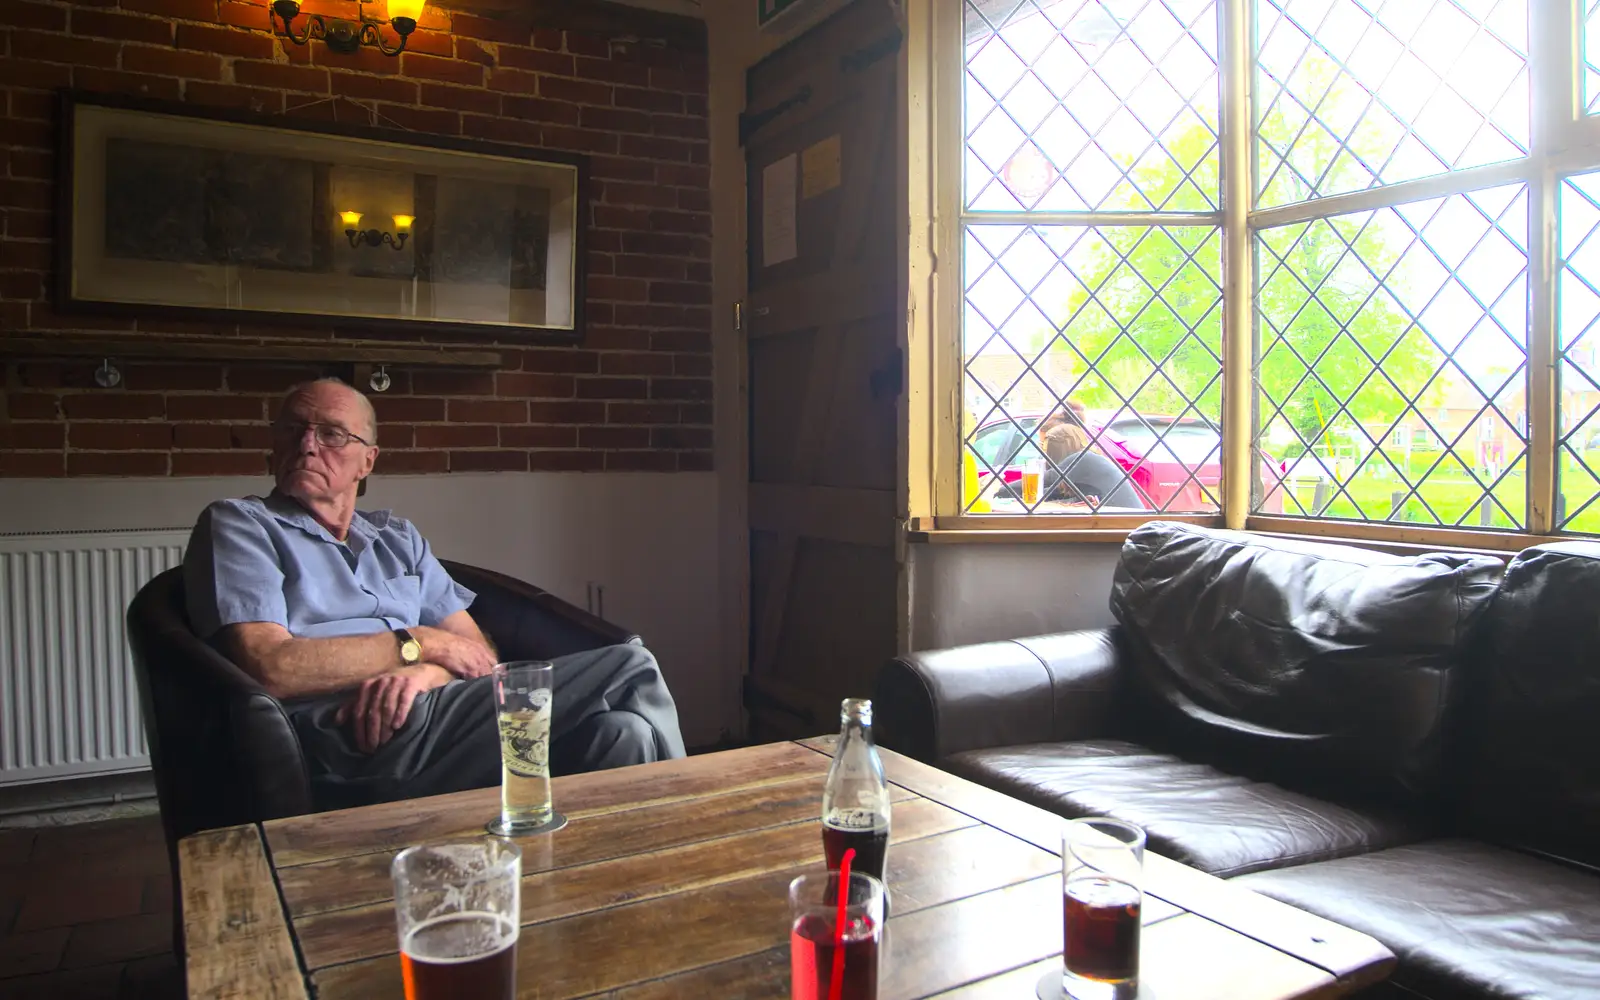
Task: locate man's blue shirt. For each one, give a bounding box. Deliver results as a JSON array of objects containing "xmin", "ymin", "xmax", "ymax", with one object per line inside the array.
[{"xmin": 184, "ymin": 490, "xmax": 475, "ymax": 640}]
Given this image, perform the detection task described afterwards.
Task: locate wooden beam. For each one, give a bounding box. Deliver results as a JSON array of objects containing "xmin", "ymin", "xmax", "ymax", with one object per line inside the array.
[
  {"xmin": 0, "ymin": 335, "xmax": 505, "ymax": 369},
  {"xmin": 908, "ymin": 528, "xmax": 1136, "ymax": 545},
  {"xmin": 1245, "ymin": 515, "xmax": 1559, "ymax": 552},
  {"xmin": 931, "ymin": 512, "xmax": 1220, "ymax": 530},
  {"xmin": 749, "ymin": 483, "xmax": 895, "ymax": 547}
]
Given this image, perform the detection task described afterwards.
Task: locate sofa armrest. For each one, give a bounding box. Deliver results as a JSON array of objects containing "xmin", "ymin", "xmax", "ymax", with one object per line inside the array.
[{"xmin": 874, "ymin": 627, "xmax": 1127, "ymax": 763}]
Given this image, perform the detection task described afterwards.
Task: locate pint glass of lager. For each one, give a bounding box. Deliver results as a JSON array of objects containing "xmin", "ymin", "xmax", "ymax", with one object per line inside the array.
[
  {"xmin": 493, "ymin": 661, "xmax": 555, "ymax": 833},
  {"xmin": 393, "ymin": 838, "xmax": 521, "ymax": 1000}
]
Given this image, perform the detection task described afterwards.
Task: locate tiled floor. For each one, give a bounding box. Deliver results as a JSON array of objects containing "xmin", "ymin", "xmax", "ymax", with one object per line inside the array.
[{"xmin": 0, "ymin": 817, "xmax": 181, "ymax": 1000}]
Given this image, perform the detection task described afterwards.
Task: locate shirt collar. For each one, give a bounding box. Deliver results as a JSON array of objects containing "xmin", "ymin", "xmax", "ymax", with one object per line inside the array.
[{"xmin": 263, "ymin": 489, "xmax": 389, "ymax": 555}]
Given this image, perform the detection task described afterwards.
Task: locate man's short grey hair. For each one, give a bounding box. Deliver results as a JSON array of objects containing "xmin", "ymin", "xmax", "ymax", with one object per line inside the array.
[{"xmin": 278, "ymin": 377, "xmax": 378, "ymax": 444}]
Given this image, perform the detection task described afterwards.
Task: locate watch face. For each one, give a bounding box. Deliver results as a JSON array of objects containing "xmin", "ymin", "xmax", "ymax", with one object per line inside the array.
[{"xmin": 401, "ymin": 639, "xmax": 422, "ymax": 663}]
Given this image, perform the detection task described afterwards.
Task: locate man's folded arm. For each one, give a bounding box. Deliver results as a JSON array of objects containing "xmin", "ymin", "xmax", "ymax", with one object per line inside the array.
[
  {"xmin": 186, "ymin": 500, "xmax": 406, "ymax": 699},
  {"xmin": 220, "ymin": 622, "xmax": 408, "ymax": 700}
]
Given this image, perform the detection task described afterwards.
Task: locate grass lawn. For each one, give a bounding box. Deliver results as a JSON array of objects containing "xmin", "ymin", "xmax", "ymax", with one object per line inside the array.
[{"xmin": 1280, "ymin": 451, "xmax": 1600, "ymax": 536}]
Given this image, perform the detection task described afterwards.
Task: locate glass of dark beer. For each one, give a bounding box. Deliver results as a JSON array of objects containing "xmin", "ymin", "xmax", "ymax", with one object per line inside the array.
[
  {"xmin": 393, "ymin": 838, "xmax": 521, "ymax": 1000},
  {"xmin": 1061, "ymin": 818, "xmax": 1144, "ymax": 1000},
  {"xmin": 788, "ymin": 869, "xmax": 885, "ymax": 1000}
]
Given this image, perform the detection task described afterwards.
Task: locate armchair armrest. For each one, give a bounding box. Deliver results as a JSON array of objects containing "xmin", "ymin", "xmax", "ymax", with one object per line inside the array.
[
  {"xmin": 441, "ymin": 561, "xmax": 640, "ymax": 661},
  {"xmin": 874, "ymin": 627, "xmax": 1128, "ymax": 763},
  {"xmin": 127, "ymin": 570, "xmax": 313, "ymax": 843}
]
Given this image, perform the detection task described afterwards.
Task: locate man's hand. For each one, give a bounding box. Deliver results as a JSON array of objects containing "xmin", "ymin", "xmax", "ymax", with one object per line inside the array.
[
  {"xmin": 413, "ymin": 625, "xmax": 498, "ymax": 680},
  {"xmin": 335, "ymin": 664, "xmax": 452, "ymax": 753}
]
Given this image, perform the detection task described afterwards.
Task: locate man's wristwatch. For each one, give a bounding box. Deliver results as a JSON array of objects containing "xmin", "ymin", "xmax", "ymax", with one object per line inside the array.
[{"xmin": 394, "ymin": 627, "xmax": 423, "ymax": 666}]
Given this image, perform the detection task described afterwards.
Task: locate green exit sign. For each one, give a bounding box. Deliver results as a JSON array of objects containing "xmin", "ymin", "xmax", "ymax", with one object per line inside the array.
[{"xmin": 759, "ymin": 0, "xmax": 810, "ymax": 27}]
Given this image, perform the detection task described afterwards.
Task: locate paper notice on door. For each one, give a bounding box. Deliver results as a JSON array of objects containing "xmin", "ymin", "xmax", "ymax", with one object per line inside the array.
[
  {"xmin": 802, "ymin": 135, "xmax": 842, "ymax": 198},
  {"xmin": 762, "ymin": 153, "xmax": 798, "ymax": 267}
]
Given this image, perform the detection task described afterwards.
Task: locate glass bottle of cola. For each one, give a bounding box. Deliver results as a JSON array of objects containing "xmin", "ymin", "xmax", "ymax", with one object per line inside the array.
[{"xmin": 821, "ymin": 698, "xmax": 892, "ymax": 882}]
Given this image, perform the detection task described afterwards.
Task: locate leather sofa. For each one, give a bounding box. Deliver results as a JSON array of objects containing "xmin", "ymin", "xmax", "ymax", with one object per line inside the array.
[
  {"xmin": 875, "ymin": 522, "xmax": 1600, "ymax": 1000},
  {"xmin": 127, "ymin": 560, "xmax": 639, "ymax": 850}
]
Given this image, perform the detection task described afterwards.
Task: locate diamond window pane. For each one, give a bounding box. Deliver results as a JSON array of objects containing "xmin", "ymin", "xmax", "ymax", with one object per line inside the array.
[
  {"xmin": 1255, "ymin": 1, "xmax": 1529, "ymax": 209},
  {"xmin": 964, "ymin": 0, "xmax": 1220, "ymax": 213},
  {"xmin": 962, "ymin": 225, "xmax": 1223, "ymax": 515},
  {"xmin": 1253, "ymin": 184, "xmax": 1529, "ymax": 528},
  {"xmin": 1557, "ymin": 171, "xmax": 1600, "ymax": 533},
  {"xmin": 1587, "ymin": 1, "xmax": 1600, "ymax": 114}
]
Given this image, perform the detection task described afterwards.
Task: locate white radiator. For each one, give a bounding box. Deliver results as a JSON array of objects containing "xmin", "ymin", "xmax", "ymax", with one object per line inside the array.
[{"xmin": 0, "ymin": 529, "xmax": 188, "ymax": 787}]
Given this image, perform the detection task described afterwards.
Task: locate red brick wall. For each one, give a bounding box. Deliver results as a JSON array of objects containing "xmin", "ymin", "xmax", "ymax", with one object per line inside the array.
[{"xmin": 0, "ymin": 0, "xmax": 712, "ymax": 477}]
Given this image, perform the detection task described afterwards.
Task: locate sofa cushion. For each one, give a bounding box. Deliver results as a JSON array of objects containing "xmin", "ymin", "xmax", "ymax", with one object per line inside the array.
[
  {"xmin": 1234, "ymin": 840, "xmax": 1600, "ymax": 1000},
  {"xmin": 1457, "ymin": 542, "xmax": 1600, "ymax": 870},
  {"xmin": 1109, "ymin": 522, "xmax": 1504, "ymax": 804},
  {"xmin": 942, "ymin": 739, "xmax": 1431, "ymax": 877}
]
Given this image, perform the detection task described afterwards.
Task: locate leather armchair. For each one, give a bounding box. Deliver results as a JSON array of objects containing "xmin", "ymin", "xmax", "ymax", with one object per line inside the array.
[{"xmin": 126, "ymin": 560, "xmax": 640, "ymax": 852}]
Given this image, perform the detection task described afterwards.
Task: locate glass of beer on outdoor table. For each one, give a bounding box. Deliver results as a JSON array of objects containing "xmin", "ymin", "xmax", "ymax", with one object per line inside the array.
[
  {"xmin": 393, "ymin": 838, "xmax": 521, "ymax": 1000},
  {"xmin": 1055, "ymin": 818, "xmax": 1145, "ymax": 1000},
  {"xmin": 789, "ymin": 868, "xmax": 885, "ymax": 1000},
  {"xmin": 489, "ymin": 660, "xmax": 567, "ymax": 836}
]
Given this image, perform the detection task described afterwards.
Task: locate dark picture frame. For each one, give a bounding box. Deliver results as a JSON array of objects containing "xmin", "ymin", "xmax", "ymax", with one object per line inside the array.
[{"xmin": 56, "ymin": 91, "xmax": 589, "ymax": 342}]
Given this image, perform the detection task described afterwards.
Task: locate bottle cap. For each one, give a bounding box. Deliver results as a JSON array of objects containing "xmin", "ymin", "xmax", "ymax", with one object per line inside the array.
[{"xmin": 840, "ymin": 698, "xmax": 872, "ymax": 725}]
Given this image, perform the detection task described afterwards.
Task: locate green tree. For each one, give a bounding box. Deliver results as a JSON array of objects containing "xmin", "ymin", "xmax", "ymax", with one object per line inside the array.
[{"xmin": 1017, "ymin": 53, "xmax": 1444, "ymax": 453}]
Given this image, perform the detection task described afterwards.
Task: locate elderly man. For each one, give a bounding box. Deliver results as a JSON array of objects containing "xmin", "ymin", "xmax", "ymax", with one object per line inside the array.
[{"xmin": 183, "ymin": 377, "xmax": 685, "ymax": 808}]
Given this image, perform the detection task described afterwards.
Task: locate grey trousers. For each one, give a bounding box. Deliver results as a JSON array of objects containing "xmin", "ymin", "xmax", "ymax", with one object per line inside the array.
[{"xmin": 288, "ymin": 643, "xmax": 687, "ymax": 809}]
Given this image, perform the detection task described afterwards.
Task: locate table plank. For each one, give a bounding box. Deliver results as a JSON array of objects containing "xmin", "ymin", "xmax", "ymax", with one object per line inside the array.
[
  {"xmin": 179, "ymin": 825, "xmax": 307, "ymax": 1000},
  {"xmin": 927, "ymin": 914, "xmax": 1341, "ymax": 1000},
  {"xmin": 266, "ymin": 741, "xmax": 828, "ymax": 867},
  {"xmin": 294, "ymin": 795, "xmax": 975, "ymax": 971},
  {"xmin": 310, "ymin": 822, "xmax": 1070, "ymax": 1000},
  {"xmin": 279, "ymin": 774, "xmax": 917, "ymax": 920},
  {"xmin": 595, "ymin": 856, "xmax": 1183, "ymax": 1000},
  {"xmin": 801, "ymin": 738, "xmax": 1394, "ymax": 990}
]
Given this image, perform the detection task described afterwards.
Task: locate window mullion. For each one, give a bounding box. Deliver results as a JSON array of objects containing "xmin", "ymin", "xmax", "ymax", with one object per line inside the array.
[
  {"xmin": 1222, "ymin": 0, "xmax": 1254, "ymax": 528},
  {"xmin": 1526, "ymin": 0, "xmax": 1571, "ymax": 532}
]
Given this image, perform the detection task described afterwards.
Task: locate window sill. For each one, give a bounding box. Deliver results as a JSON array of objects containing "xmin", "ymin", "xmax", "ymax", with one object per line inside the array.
[
  {"xmin": 907, "ymin": 528, "xmax": 1135, "ymax": 544},
  {"xmin": 907, "ymin": 515, "xmax": 1577, "ymax": 560}
]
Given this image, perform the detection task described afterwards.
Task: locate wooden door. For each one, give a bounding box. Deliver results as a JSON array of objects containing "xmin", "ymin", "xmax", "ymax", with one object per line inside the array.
[{"xmin": 743, "ymin": 0, "xmax": 904, "ymax": 742}]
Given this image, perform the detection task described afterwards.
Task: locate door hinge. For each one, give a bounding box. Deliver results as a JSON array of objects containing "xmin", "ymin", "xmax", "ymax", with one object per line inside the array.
[
  {"xmin": 734, "ymin": 300, "xmax": 744, "ymax": 333},
  {"xmin": 870, "ymin": 346, "xmax": 905, "ymax": 399},
  {"xmin": 739, "ymin": 84, "xmax": 813, "ymax": 146},
  {"xmin": 841, "ymin": 26, "xmax": 903, "ymax": 73}
]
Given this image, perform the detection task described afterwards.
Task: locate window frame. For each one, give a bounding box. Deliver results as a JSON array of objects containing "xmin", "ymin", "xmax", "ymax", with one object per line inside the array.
[{"xmin": 913, "ymin": 0, "xmax": 1600, "ymax": 551}]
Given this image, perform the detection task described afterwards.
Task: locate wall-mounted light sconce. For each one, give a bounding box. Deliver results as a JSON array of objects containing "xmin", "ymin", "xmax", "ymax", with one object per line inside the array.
[
  {"xmin": 271, "ymin": 0, "xmax": 423, "ymax": 56},
  {"xmin": 341, "ymin": 211, "xmax": 412, "ymax": 250}
]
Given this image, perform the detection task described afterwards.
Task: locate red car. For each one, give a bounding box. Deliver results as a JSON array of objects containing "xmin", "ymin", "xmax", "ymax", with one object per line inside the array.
[{"xmin": 969, "ymin": 412, "xmax": 1286, "ymax": 513}]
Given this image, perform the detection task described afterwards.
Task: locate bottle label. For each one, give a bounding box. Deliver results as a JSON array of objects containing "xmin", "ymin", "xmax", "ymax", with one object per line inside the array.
[{"xmin": 824, "ymin": 808, "xmax": 886, "ymax": 831}]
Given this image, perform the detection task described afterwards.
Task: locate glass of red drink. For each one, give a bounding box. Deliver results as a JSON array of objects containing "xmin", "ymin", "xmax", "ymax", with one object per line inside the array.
[
  {"xmin": 1061, "ymin": 818, "xmax": 1144, "ymax": 1000},
  {"xmin": 788, "ymin": 869, "xmax": 885, "ymax": 1000},
  {"xmin": 393, "ymin": 838, "xmax": 521, "ymax": 1000}
]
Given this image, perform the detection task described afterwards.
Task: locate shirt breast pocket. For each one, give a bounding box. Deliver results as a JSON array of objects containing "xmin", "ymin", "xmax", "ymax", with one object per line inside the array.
[{"xmin": 377, "ymin": 574, "xmax": 423, "ymax": 624}]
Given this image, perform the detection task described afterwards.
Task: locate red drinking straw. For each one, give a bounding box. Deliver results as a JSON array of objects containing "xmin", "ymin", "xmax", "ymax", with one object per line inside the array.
[{"xmin": 829, "ymin": 847, "xmax": 856, "ymax": 1000}]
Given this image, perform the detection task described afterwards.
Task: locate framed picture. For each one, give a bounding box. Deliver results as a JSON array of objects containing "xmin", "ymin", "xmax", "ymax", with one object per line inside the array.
[{"xmin": 57, "ymin": 91, "xmax": 587, "ymax": 341}]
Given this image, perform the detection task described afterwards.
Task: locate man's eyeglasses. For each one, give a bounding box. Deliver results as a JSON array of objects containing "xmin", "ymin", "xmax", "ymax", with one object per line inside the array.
[{"xmin": 273, "ymin": 420, "xmax": 372, "ymax": 449}]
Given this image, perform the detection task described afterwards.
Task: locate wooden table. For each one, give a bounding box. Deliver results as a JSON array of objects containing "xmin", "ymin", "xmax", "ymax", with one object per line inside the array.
[{"xmin": 179, "ymin": 739, "xmax": 1394, "ymax": 1000}]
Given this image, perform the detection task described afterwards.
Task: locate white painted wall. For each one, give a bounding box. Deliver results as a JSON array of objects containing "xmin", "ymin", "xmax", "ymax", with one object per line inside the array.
[
  {"xmin": 0, "ymin": 472, "xmax": 729, "ymax": 746},
  {"xmin": 906, "ymin": 542, "xmax": 1122, "ymax": 652}
]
